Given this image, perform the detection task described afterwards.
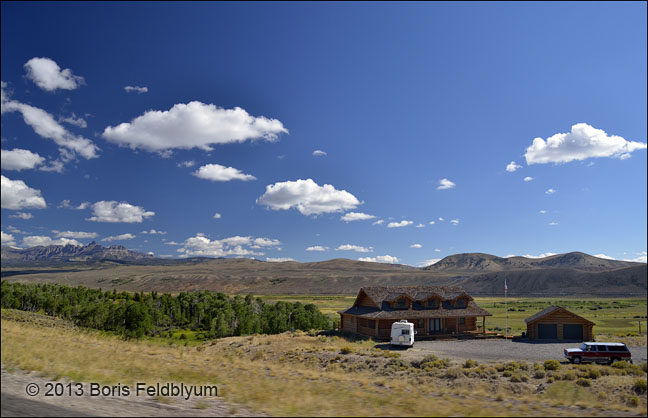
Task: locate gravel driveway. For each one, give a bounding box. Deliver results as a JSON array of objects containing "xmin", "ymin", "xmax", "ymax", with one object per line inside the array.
[{"xmin": 379, "ymin": 339, "xmax": 648, "ymax": 364}]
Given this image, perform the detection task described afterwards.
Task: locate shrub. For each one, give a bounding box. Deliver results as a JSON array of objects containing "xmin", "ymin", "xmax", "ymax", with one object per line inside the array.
[
  {"xmin": 641, "ymin": 363, "xmax": 648, "ymax": 374},
  {"xmin": 534, "ymin": 370, "xmax": 546, "ymax": 379},
  {"xmin": 546, "ymin": 377, "xmax": 555, "ymax": 383},
  {"xmin": 444, "ymin": 368, "xmax": 461, "ymax": 379},
  {"xmin": 502, "ymin": 370, "xmax": 513, "ymax": 377},
  {"xmin": 544, "ymin": 360, "xmax": 561, "ymax": 371},
  {"xmin": 340, "ymin": 346, "xmax": 354, "ymax": 355},
  {"xmin": 510, "ymin": 374, "xmax": 522, "ymax": 383},
  {"xmin": 576, "ymin": 378, "xmax": 591, "ymax": 387},
  {"xmin": 464, "ymin": 359, "xmax": 477, "ymax": 368},
  {"xmin": 633, "ymin": 379, "xmax": 647, "ymax": 395},
  {"xmin": 612, "ymin": 360, "xmax": 631, "ymax": 369},
  {"xmin": 628, "ymin": 396, "xmax": 640, "ymax": 407},
  {"xmin": 588, "ymin": 369, "xmax": 601, "ymax": 380},
  {"xmin": 562, "ymin": 371, "xmax": 577, "ymax": 381}
]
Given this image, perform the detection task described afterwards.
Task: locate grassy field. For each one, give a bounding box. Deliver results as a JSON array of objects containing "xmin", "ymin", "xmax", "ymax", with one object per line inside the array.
[
  {"xmin": 261, "ymin": 295, "xmax": 648, "ymax": 343},
  {"xmin": 2, "ymin": 309, "xmax": 647, "ymax": 417}
]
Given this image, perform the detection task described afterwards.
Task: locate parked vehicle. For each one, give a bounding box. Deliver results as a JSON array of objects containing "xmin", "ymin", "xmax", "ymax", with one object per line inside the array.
[
  {"xmin": 390, "ymin": 320, "xmax": 416, "ymax": 347},
  {"xmin": 564, "ymin": 342, "xmax": 632, "ymax": 364}
]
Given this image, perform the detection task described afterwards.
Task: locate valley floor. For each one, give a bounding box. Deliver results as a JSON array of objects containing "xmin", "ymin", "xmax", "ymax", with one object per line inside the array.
[{"xmin": 1, "ymin": 310, "xmax": 646, "ymax": 417}]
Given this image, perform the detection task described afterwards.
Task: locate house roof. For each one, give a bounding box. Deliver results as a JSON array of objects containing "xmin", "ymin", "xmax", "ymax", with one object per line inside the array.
[
  {"xmin": 524, "ymin": 306, "xmax": 595, "ymax": 325},
  {"xmin": 340, "ymin": 300, "xmax": 492, "ymax": 319},
  {"xmin": 360, "ymin": 286, "xmax": 470, "ymax": 306}
]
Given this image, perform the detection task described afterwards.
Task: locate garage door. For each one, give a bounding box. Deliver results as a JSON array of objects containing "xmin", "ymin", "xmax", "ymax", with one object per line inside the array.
[
  {"xmin": 563, "ymin": 324, "xmax": 583, "ymax": 340},
  {"xmin": 538, "ymin": 324, "xmax": 557, "ymax": 339}
]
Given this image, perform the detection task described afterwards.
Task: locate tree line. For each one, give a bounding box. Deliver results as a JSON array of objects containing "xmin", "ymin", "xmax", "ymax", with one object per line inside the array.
[{"xmin": 1, "ymin": 281, "xmax": 334, "ymax": 339}]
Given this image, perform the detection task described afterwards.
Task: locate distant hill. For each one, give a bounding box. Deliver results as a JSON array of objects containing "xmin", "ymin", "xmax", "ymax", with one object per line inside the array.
[
  {"xmin": 1, "ymin": 241, "xmax": 154, "ymax": 265},
  {"xmin": 0, "ymin": 250, "xmax": 644, "ymax": 296},
  {"xmin": 425, "ymin": 252, "xmax": 638, "ymax": 273}
]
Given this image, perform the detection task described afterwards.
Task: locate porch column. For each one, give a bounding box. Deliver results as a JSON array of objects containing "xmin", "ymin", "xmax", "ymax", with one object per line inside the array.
[
  {"xmin": 375, "ymin": 319, "xmax": 379, "ymax": 337},
  {"xmin": 483, "ymin": 316, "xmax": 486, "ymax": 335},
  {"xmin": 455, "ymin": 319, "xmax": 458, "ymax": 335}
]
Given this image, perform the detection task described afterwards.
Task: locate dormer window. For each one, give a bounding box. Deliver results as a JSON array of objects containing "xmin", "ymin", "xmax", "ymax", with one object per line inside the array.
[
  {"xmin": 455, "ymin": 298, "xmax": 466, "ymax": 308},
  {"xmin": 397, "ymin": 299, "xmax": 407, "ymax": 309},
  {"xmin": 427, "ymin": 299, "xmax": 438, "ymax": 309}
]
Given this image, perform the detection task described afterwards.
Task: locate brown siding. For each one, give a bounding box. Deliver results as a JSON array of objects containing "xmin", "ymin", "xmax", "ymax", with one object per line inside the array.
[
  {"xmin": 356, "ymin": 292, "xmax": 376, "ymax": 307},
  {"xmin": 341, "ymin": 314, "xmax": 356, "ymax": 332},
  {"xmin": 526, "ymin": 309, "xmax": 594, "ymax": 340}
]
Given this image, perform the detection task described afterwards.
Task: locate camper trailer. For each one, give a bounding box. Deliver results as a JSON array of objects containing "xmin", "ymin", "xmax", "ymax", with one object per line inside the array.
[{"xmin": 390, "ymin": 320, "xmax": 415, "ymax": 347}]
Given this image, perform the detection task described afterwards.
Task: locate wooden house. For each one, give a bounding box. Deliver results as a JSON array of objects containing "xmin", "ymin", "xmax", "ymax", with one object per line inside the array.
[
  {"xmin": 525, "ymin": 306, "xmax": 594, "ymax": 341},
  {"xmin": 339, "ymin": 286, "xmax": 492, "ymax": 339}
]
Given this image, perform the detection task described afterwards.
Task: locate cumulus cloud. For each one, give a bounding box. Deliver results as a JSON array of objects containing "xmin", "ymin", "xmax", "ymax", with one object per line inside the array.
[
  {"xmin": 437, "ymin": 178, "xmax": 455, "ymax": 190},
  {"xmin": 545, "ymin": 188, "xmax": 556, "ymax": 195},
  {"xmin": 1, "ymin": 231, "xmax": 17, "ymax": 246},
  {"xmin": 521, "ymin": 252, "xmax": 557, "ymax": 259},
  {"xmin": 257, "ymin": 179, "xmax": 360, "ymax": 216},
  {"xmin": 410, "ymin": 244, "xmax": 422, "ymax": 248},
  {"xmin": 101, "ymin": 233, "xmax": 136, "ymax": 242},
  {"xmin": 506, "ymin": 161, "xmax": 522, "ymax": 172},
  {"xmin": 434, "ymin": 248, "xmax": 441, "ymax": 252},
  {"xmin": 372, "ymin": 219, "xmax": 384, "ymax": 225},
  {"xmin": 1, "ymin": 148, "xmax": 45, "ymax": 171},
  {"xmin": 2, "ymin": 98, "xmax": 99, "ymax": 160},
  {"xmin": 524, "ymin": 123, "xmax": 647, "ymax": 165},
  {"xmin": 539, "ymin": 210, "xmax": 547, "ymax": 214},
  {"xmin": 266, "ymin": 257, "xmax": 295, "ymax": 262},
  {"xmin": 141, "ymin": 229, "xmax": 166, "ymax": 235},
  {"xmin": 213, "ymin": 213, "xmax": 222, "ymax": 219},
  {"xmin": 341, "ymin": 212, "xmax": 376, "ymax": 222},
  {"xmin": 86, "ymin": 201, "xmax": 155, "ymax": 223},
  {"xmin": 387, "ymin": 220, "xmax": 413, "ymax": 228},
  {"xmin": 124, "ymin": 86, "xmax": 148, "ymax": 94},
  {"xmin": 59, "ymin": 113, "xmax": 87, "ymax": 128},
  {"xmin": 335, "ymin": 244, "xmax": 373, "ymax": 253},
  {"xmin": 548, "ymin": 221, "xmax": 558, "ymax": 226},
  {"xmin": 192, "ymin": 163, "xmax": 256, "ymax": 182},
  {"xmin": 306, "ymin": 245, "xmax": 328, "ymax": 252},
  {"xmin": 358, "ymin": 255, "xmax": 399, "ymax": 264},
  {"xmin": 419, "ymin": 259, "xmax": 441, "ymax": 267},
  {"xmin": 428, "ymin": 221, "xmax": 435, "ymax": 225},
  {"xmin": 58, "ymin": 200, "xmax": 90, "ymax": 210},
  {"xmin": 312, "ymin": 150, "xmax": 327, "ymax": 157},
  {"xmin": 177, "ymin": 234, "xmax": 280, "ymax": 257},
  {"xmin": 53, "ymin": 230, "xmax": 98, "ymax": 239},
  {"xmin": 102, "ymin": 101, "xmax": 288, "ymax": 153},
  {"xmin": 177, "ymin": 160, "xmax": 195, "ymax": 168},
  {"xmin": 9, "ymin": 212, "xmax": 33, "ymax": 220},
  {"xmin": 523, "ymin": 176, "xmax": 534, "ymax": 182},
  {"xmin": 1, "ymin": 175, "xmax": 46, "ymax": 210},
  {"xmin": 450, "ymin": 219, "xmax": 460, "ymax": 225},
  {"xmin": 438, "ymin": 217, "xmax": 444, "ymax": 221},
  {"xmin": 624, "ymin": 251, "xmax": 647, "ymax": 263},
  {"xmin": 24, "ymin": 57, "xmax": 85, "ymax": 91},
  {"xmin": 22, "ymin": 235, "xmax": 82, "ymax": 247},
  {"xmin": 593, "ymin": 253, "xmax": 616, "ymax": 260}
]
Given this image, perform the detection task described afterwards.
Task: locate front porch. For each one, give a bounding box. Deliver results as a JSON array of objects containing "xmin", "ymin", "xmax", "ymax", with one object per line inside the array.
[{"xmin": 350, "ymin": 315, "xmax": 490, "ymax": 339}]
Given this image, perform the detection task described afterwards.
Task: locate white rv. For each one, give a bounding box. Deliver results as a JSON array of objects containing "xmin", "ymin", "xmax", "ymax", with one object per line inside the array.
[{"xmin": 390, "ymin": 320, "xmax": 415, "ymax": 347}]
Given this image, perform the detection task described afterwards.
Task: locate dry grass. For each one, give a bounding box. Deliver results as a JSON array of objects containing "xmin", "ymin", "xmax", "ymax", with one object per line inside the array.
[{"xmin": 1, "ymin": 310, "xmax": 645, "ymax": 417}]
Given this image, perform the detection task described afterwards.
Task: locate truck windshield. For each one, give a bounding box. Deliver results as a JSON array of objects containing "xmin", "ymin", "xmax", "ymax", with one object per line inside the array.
[{"xmin": 579, "ymin": 343, "xmax": 588, "ymax": 351}]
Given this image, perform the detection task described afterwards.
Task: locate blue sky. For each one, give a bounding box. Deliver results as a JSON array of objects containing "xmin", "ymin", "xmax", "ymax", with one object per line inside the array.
[{"xmin": 1, "ymin": 2, "xmax": 646, "ymax": 266}]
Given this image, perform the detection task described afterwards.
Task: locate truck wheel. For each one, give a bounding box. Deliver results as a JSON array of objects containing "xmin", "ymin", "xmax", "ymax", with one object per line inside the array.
[
  {"xmin": 610, "ymin": 357, "xmax": 620, "ymax": 365},
  {"xmin": 573, "ymin": 356, "xmax": 581, "ymax": 364}
]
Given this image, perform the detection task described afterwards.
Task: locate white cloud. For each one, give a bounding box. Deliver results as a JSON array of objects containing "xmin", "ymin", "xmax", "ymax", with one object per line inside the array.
[
  {"xmin": 2, "ymin": 99, "xmax": 99, "ymax": 160},
  {"xmin": 141, "ymin": 229, "xmax": 166, "ymax": 235},
  {"xmin": 437, "ymin": 178, "xmax": 456, "ymax": 190},
  {"xmin": 59, "ymin": 113, "xmax": 87, "ymax": 128},
  {"xmin": 548, "ymin": 221, "xmax": 559, "ymax": 226},
  {"xmin": 101, "ymin": 233, "xmax": 136, "ymax": 242},
  {"xmin": 192, "ymin": 163, "xmax": 256, "ymax": 182},
  {"xmin": 624, "ymin": 251, "xmax": 647, "ymax": 263},
  {"xmin": 419, "ymin": 259, "xmax": 441, "ymax": 267},
  {"xmin": 24, "ymin": 57, "xmax": 85, "ymax": 91},
  {"xmin": 53, "ymin": 230, "xmax": 98, "ymax": 239},
  {"xmin": 266, "ymin": 257, "xmax": 295, "ymax": 262},
  {"xmin": 58, "ymin": 200, "xmax": 90, "ymax": 210},
  {"xmin": 213, "ymin": 213, "xmax": 222, "ymax": 219},
  {"xmin": 306, "ymin": 245, "xmax": 328, "ymax": 252},
  {"xmin": 428, "ymin": 221, "xmax": 435, "ymax": 225},
  {"xmin": 1, "ymin": 175, "xmax": 46, "ymax": 210},
  {"xmin": 9, "ymin": 212, "xmax": 33, "ymax": 220},
  {"xmin": 341, "ymin": 212, "xmax": 376, "ymax": 222},
  {"xmin": 434, "ymin": 248, "xmax": 441, "ymax": 252},
  {"xmin": 177, "ymin": 234, "xmax": 280, "ymax": 257},
  {"xmin": 593, "ymin": 253, "xmax": 616, "ymax": 260},
  {"xmin": 312, "ymin": 150, "xmax": 327, "ymax": 157},
  {"xmin": 124, "ymin": 86, "xmax": 148, "ymax": 94},
  {"xmin": 410, "ymin": 244, "xmax": 422, "ymax": 248},
  {"xmin": 257, "ymin": 179, "xmax": 360, "ymax": 216},
  {"xmin": 102, "ymin": 101, "xmax": 287, "ymax": 153},
  {"xmin": 372, "ymin": 219, "xmax": 384, "ymax": 225},
  {"xmin": 525, "ymin": 123, "xmax": 647, "ymax": 165},
  {"xmin": 387, "ymin": 220, "xmax": 413, "ymax": 228},
  {"xmin": 415, "ymin": 223, "xmax": 424, "ymax": 228},
  {"xmin": 22, "ymin": 235, "xmax": 82, "ymax": 247},
  {"xmin": 545, "ymin": 188, "xmax": 556, "ymax": 195},
  {"xmin": 1, "ymin": 148, "xmax": 45, "ymax": 171},
  {"xmin": 177, "ymin": 160, "xmax": 195, "ymax": 168},
  {"xmin": 1, "ymin": 231, "xmax": 16, "ymax": 246},
  {"xmin": 539, "ymin": 210, "xmax": 547, "ymax": 214},
  {"xmin": 6, "ymin": 225, "xmax": 23, "ymax": 234},
  {"xmin": 521, "ymin": 252, "xmax": 557, "ymax": 259},
  {"xmin": 335, "ymin": 244, "xmax": 373, "ymax": 253},
  {"xmin": 438, "ymin": 217, "xmax": 444, "ymax": 221},
  {"xmin": 523, "ymin": 176, "xmax": 534, "ymax": 182},
  {"xmin": 506, "ymin": 161, "xmax": 522, "ymax": 172},
  {"xmin": 86, "ymin": 201, "xmax": 155, "ymax": 223},
  {"xmin": 450, "ymin": 219, "xmax": 459, "ymax": 225},
  {"xmin": 358, "ymin": 255, "xmax": 399, "ymax": 264}
]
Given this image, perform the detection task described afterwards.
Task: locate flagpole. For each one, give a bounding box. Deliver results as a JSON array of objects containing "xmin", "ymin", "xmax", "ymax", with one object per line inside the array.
[{"xmin": 504, "ymin": 279, "xmax": 508, "ymax": 340}]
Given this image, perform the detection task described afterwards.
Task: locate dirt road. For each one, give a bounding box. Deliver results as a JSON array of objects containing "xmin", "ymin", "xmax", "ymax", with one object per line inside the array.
[{"xmin": 0, "ymin": 366, "xmax": 263, "ymax": 417}]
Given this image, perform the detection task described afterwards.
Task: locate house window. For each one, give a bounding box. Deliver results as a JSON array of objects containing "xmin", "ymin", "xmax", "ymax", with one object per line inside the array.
[
  {"xmin": 397, "ymin": 299, "xmax": 407, "ymax": 309},
  {"xmin": 459, "ymin": 317, "xmax": 465, "ymax": 325},
  {"xmin": 418, "ymin": 319, "xmax": 424, "ymax": 328},
  {"xmin": 427, "ymin": 299, "xmax": 438, "ymax": 309},
  {"xmin": 455, "ymin": 298, "xmax": 466, "ymax": 308}
]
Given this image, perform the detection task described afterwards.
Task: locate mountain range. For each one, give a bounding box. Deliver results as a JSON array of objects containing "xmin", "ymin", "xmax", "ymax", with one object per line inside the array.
[{"xmin": 1, "ymin": 243, "xmax": 645, "ymax": 296}]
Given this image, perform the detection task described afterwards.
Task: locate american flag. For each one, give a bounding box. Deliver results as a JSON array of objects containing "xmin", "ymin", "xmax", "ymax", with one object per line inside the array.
[{"xmin": 504, "ymin": 279, "xmax": 508, "ymax": 292}]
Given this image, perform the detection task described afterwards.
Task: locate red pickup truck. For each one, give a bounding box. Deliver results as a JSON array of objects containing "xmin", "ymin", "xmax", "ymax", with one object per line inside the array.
[{"xmin": 564, "ymin": 342, "xmax": 632, "ymax": 364}]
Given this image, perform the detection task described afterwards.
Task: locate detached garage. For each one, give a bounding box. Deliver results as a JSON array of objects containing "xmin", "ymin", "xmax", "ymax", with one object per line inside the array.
[{"xmin": 525, "ymin": 306, "xmax": 594, "ymax": 341}]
